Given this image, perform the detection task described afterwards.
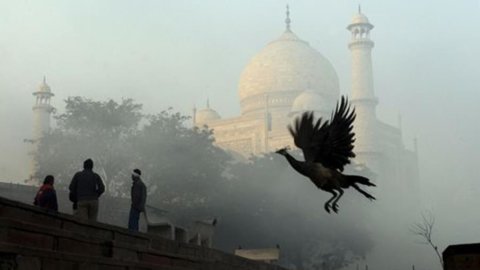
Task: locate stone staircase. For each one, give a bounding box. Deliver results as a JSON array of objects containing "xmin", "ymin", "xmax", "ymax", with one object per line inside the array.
[{"xmin": 0, "ymin": 196, "xmax": 287, "ymax": 270}]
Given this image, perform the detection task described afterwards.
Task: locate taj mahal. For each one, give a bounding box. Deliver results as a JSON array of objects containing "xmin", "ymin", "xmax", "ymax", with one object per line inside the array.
[
  {"xmin": 192, "ymin": 7, "xmax": 419, "ymax": 196},
  {"xmin": 28, "ymin": 7, "xmax": 419, "ymax": 197}
]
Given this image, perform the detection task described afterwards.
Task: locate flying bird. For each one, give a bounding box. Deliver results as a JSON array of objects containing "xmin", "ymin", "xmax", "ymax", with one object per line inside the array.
[{"xmin": 276, "ymin": 96, "xmax": 376, "ymax": 213}]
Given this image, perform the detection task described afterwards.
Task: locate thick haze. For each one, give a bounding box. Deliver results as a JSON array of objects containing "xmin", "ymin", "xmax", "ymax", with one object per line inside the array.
[{"xmin": 1, "ymin": 1, "xmax": 479, "ymax": 269}]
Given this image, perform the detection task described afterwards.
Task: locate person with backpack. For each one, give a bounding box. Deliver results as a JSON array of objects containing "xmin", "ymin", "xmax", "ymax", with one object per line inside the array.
[
  {"xmin": 69, "ymin": 159, "xmax": 105, "ymax": 221},
  {"xmin": 34, "ymin": 175, "xmax": 58, "ymax": 212}
]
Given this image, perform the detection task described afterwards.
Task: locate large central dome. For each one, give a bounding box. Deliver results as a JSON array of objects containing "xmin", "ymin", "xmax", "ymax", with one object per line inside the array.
[{"xmin": 238, "ymin": 29, "xmax": 340, "ymax": 115}]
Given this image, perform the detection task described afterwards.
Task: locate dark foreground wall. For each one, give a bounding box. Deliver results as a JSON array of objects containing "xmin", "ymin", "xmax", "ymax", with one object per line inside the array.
[
  {"xmin": 443, "ymin": 243, "xmax": 480, "ymax": 270},
  {"xmin": 0, "ymin": 196, "xmax": 287, "ymax": 270}
]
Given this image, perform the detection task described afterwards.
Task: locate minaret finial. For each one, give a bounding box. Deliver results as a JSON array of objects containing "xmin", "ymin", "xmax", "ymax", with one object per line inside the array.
[{"xmin": 285, "ymin": 4, "xmax": 291, "ymax": 32}]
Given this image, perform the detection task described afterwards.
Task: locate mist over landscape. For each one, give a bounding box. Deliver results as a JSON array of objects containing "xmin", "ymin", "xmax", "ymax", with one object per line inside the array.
[{"xmin": 0, "ymin": 1, "xmax": 479, "ymax": 269}]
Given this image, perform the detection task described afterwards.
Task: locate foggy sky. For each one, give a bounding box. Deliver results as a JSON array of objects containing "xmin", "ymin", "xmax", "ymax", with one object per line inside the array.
[{"xmin": 0, "ymin": 1, "xmax": 479, "ymax": 269}]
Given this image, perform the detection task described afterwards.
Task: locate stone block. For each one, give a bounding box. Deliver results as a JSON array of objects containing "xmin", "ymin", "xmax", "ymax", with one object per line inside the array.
[
  {"xmin": 62, "ymin": 220, "xmax": 114, "ymax": 241},
  {"xmin": 78, "ymin": 262, "xmax": 126, "ymax": 270},
  {"xmin": 58, "ymin": 238, "xmax": 109, "ymax": 257},
  {"xmin": 112, "ymin": 247, "xmax": 138, "ymax": 262},
  {"xmin": 4, "ymin": 229, "xmax": 54, "ymax": 250},
  {"xmin": 42, "ymin": 259, "xmax": 78, "ymax": 270},
  {"xmin": 139, "ymin": 253, "xmax": 171, "ymax": 266},
  {"xmin": 16, "ymin": 255, "xmax": 41, "ymax": 270},
  {"xmin": 0, "ymin": 253, "xmax": 18, "ymax": 270},
  {"xmin": 150, "ymin": 237, "xmax": 178, "ymax": 253},
  {"xmin": 0, "ymin": 205, "xmax": 61, "ymax": 229},
  {"xmin": 114, "ymin": 232, "xmax": 150, "ymax": 249}
]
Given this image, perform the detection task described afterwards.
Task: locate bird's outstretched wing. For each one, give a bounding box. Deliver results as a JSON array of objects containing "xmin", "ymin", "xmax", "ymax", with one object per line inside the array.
[{"xmin": 288, "ymin": 96, "xmax": 356, "ymax": 171}]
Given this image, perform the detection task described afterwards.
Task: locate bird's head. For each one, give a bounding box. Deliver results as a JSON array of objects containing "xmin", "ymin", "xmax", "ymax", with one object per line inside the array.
[{"xmin": 275, "ymin": 146, "xmax": 290, "ymax": 156}]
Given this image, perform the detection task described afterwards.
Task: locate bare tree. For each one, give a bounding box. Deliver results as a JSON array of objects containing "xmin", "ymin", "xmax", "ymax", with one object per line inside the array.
[{"xmin": 410, "ymin": 211, "xmax": 443, "ymax": 268}]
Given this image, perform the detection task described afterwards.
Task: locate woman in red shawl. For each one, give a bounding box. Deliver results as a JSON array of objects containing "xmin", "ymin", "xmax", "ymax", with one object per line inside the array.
[{"xmin": 34, "ymin": 175, "xmax": 58, "ymax": 211}]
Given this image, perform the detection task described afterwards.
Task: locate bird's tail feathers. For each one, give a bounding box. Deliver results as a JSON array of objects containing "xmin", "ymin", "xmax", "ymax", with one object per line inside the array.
[{"xmin": 346, "ymin": 175, "xmax": 376, "ymax": 187}]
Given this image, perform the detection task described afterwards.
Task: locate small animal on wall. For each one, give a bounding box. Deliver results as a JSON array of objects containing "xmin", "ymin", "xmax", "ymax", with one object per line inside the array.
[
  {"xmin": 188, "ymin": 218, "xmax": 217, "ymax": 248},
  {"xmin": 276, "ymin": 96, "xmax": 376, "ymax": 213}
]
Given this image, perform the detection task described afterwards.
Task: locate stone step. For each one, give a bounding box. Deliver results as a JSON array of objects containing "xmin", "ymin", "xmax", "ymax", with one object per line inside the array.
[
  {"xmin": 0, "ymin": 217, "xmax": 204, "ymax": 266},
  {"xmin": 0, "ymin": 196, "xmax": 287, "ymax": 270},
  {"xmin": 0, "ymin": 242, "xmax": 190, "ymax": 270}
]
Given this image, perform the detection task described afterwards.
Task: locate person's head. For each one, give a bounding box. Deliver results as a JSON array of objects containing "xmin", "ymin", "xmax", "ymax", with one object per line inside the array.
[
  {"xmin": 43, "ymin": 175, "xmax": 54, "ymax": 185},
  {"xmin": 83, "ymin": 159, "xmax": 94, "ymax": 170},
  {"xmin": 131, "ymin": 169, "xmax": 141, "ymax": 181}
]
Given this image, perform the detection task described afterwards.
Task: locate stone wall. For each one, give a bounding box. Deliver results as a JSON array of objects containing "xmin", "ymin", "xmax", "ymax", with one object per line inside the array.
[
  {"xmin": 0, "ymin": 196, "xmax": 287, "ymax": 270},
  {"xmin": 443, "ymin": 243, "xmax": 480, "ymax": 270}
]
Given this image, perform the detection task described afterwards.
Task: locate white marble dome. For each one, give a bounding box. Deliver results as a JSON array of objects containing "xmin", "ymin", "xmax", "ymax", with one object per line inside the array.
[
  {"xmin": 351, "ymin": 13, "xmax": 370, "ymax": 25},
  {"xmin": 195, "ymin": 107, "xmax": 221, "ymax": 126},
  {"xmin": 238, "ymin": 29, "xmax": 340, "ymax": 115}
]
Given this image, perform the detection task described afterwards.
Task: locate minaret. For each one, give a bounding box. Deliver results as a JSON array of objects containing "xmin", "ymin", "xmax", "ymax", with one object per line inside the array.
[
  {"xmin": 28, "ymin": 77, "xmax": 54, "ymax": 184},
  {"xmin": 347, "ymin": 7, "xmax": 380, "ymax": 173}
]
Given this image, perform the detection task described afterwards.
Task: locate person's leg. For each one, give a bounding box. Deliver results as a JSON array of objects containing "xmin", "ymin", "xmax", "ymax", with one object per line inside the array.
[
  {"xmin": 88, "ymin": 200, "xmax": 99, "ymax": 221},
  {"xmin": 75, "ymin": 201, "xmax": 88, "ymax": 219},
  {"xmin": 128, "ymin": 207, "xmax": 140, "ymax": 231}
]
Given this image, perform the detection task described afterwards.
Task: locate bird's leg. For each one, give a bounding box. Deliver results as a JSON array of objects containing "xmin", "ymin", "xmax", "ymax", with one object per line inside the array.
[
  {"xmin": 332, "ymin": 189, "xmax": 344, "ymax": 213},
  {"xmin": 324, "ymin": 190, "xmax": 337, "ymax": 213}
]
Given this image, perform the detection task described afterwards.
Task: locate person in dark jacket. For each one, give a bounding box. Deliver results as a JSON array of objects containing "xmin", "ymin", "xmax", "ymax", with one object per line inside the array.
[
  {"xmin": 69, "ymin": 159, "xmax": 105, "ymax": 221},
  {"xmin": 34, "ymin": 175, "xmax": 58, "ymax": 212},
  {"xmin": 128, "ymin": 169, "xmax": 147, "ymax": 232}
]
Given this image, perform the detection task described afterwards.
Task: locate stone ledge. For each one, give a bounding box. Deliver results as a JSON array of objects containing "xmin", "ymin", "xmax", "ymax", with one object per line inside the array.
[
  {"xmin": 0, "ymin": 217, "xmax": 201, "ymax": 263},
  {"xmin": 0, "ymin": 242, "xmax": 188, "ymax": 270},
  {"xmin": 0, "ymin": 196, "xmax": 288, "ymax": 270}
]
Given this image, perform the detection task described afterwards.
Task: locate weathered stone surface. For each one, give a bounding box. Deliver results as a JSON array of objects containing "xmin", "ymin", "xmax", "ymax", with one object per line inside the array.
[
  {"xmin": 112, "ymin": 247, "xmax": 138, "ymax": 262},
  {"xmin": 42, "ymin": 259, "xmax": 78, "ymax": 270},
  {"xmin": 62, "ymin": 220, "xmax": 115, "ymax": 241},
  {"xmin": 0, "ymin": 205, "xmax": 62, "ymax": 229},
  {"xmin": 16, "ymin": 256, "xmax": 41, "ymax": 270},
  {"xmin": 58, "ymin": 238, "xmax": 109, "ymax": 257},
  {"xmin": 140, "ymin": 253, "xmax": 171, "ymax": 266},
  {"xmin": 5, "ymin": 229, "xmax": 54, "ymax": 250},
  {"xmin": 0, "ymin": 253, "xmax": 18, "ymax": 270},
  {"xmin": 114, "ymin": 231, "xmax": 150, "ymax": 249},
  {"xmin": 0, "ymin": 196, "xmax": 288, "ymax": 270}
]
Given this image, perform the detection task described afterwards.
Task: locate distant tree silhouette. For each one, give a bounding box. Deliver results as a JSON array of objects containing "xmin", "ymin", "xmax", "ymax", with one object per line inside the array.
[
  {"xmin": 35, "ymin": 97, "xmax": 142, "ymax": 194},
  {"xmin": 410, "ymin": 211, "xmax": 443, "ymax": 268},
  {"xmin": 130, "ymin": 109, "xmax": 231, "ymax": 209}
]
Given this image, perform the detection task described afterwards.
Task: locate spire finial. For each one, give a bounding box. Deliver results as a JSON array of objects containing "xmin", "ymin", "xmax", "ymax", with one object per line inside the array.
[
  {"xmin": 358, "ymin": 4, "xmax": 362, "ymax": 14},
  {"xmin": 43, "ymin": 75, "xmax": 46, "ymax": 84},
  {"xmin": 285, "ymin": 4, "xmax": 291, "ymax": 31},
  {"xmin": 206, "ymin": 98, "xmax": 210, "ymax": 109}
]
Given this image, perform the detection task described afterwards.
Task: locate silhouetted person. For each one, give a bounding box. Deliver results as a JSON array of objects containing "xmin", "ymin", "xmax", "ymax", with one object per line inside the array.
[
  {"xmin": 34, "ymin": 175, "xmax": 58, "ymax": 211},
  {"xmin": 69, "ymin": 159, "xmax": 105, "ymax": 221},
  {"xmin": 128, "ymin": 169, "xmax": 147, "ymax": 232}
]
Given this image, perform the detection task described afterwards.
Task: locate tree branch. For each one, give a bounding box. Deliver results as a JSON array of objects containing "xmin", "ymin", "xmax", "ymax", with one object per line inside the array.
[{"xmin": 410, "ymin": 211, "xmax": 443, "ymax": 268}]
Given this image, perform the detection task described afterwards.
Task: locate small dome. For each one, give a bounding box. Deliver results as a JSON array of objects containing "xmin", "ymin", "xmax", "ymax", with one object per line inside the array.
[
  {"xmin": 347, "ymin": 11, "xmax": 374, "ymax": 31},
  {"xmin": 195, "ymin": 106, "xmax": 221, "ymax": 126},
  {"xmin": 290, "ymin": 90, "xmax": 332, "ymax": 116},
  {"xmin": 351, "ymin": 13, "xmax": 370, "ymax": 25},
  {"xmin": 39, "ymin": 77, "xmax": 51, "ymax": 93}
]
